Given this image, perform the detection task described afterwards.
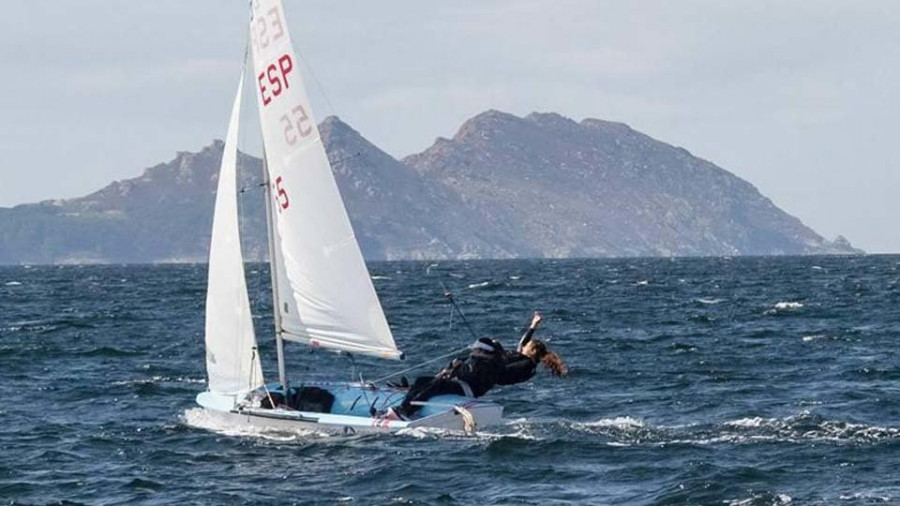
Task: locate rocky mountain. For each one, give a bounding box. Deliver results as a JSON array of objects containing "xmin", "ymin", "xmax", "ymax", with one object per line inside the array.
[
  {"xmin": 0, "ymin": 111, "xmax": 860, "ymax": 264},
  {"xmin": 406, "ymin": 110, "xmax": 858, "ymax": 257}
]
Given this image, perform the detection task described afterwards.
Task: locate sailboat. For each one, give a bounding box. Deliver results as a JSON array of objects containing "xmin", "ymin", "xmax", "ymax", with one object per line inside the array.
[{"xmin": 196, "ymin": 0, "xmax": 503, "ymax": 434}]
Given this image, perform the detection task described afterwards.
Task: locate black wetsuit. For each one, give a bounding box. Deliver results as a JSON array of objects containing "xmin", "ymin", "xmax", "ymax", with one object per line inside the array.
[
  {"xmin": 397, "ymin": 348, "xmax": 505, "ymax": 416},
  {"xmin": 496, "ymin": 350, "xmax": 538, "ymax": 385},
  {"xmin": 397, "ymin": 324, "xmax": 540, "ymax": 417}
]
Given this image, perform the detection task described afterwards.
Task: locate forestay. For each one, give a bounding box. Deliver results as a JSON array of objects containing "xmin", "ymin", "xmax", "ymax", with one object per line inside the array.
[
  {"xmin": 249, "ymin": 0, "xmax": 402, "ymax": 360},
  {"xmin": 204, "ymin": 73, "xmax": 265, "ymax": 394}
]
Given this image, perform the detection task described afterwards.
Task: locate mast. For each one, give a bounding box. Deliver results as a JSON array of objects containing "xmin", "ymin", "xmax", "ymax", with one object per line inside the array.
[{"xmin": 262, "ymin": 151, "xmax": 288, "ymax": 391}]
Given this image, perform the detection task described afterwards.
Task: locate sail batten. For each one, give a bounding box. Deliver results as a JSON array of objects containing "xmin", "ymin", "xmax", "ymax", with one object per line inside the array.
[
  {"xmin": 204, "ymin": 71, "xmax": 265, "ymax": 394},
  {"xmin": 250, "ymin": 0, "xmax": 401, "ymax": 361}
]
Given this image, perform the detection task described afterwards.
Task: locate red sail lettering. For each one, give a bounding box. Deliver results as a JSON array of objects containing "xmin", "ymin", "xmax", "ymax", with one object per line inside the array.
[
  {"xmin": 258, "ymin": 54, "xmax": 294, "ymax": 107},
  {"xmin": 257, "ymin": 72, "xmax": 270, "ymax": 106},
  {"xmin": 275, "ymin": 176, "xmax": 290, "ymax": 210},
  {"xmin": 278, "ymin": 55, "xmax": 293, "ymax": 89},
  {"xmin": 267, "ymin": 64, "xmax": 282, "ymax": 97}
]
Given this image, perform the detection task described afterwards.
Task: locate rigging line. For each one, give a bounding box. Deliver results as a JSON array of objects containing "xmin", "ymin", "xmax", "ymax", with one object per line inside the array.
[
  {"xmin": 369, "ymin": 345, "xmax": 469, "ymax": 385},
  {"xmin": 427, "ymin": 264, "xmax": 479, "ymax": 341},
  {"xmin": 343, "ymin": 352, "xmax": 373, "ymax": 413},
  {"xmin": 293, "ymin": 48, "xmax": 338, "ymax": 118},
  {"xmin": 440, "ymin": 281, "xmax": 479, "ymax": 342}
]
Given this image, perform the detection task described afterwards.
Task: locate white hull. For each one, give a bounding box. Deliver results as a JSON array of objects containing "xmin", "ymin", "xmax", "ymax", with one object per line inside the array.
[{"xmin": 196, "ymin": 389, "xmax": 504, "ymax": 435}]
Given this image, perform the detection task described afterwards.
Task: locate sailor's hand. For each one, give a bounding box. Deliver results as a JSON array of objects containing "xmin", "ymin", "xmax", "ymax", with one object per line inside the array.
[{"xmin": 530, "ymin": 311, "xmax": 543, "ymax": 329}]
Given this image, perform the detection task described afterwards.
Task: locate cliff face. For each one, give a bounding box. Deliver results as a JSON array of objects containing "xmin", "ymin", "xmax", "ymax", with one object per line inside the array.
[
  {"xmin": 0, "ymin": 111, "xmax": 860, "ymax": 264},
  {"xmin": 404, "ymin": 110, "xmax": 857, "ymax": 257},
  {"xmin": 320, "ymin": 117, "xmax": 505, "ymax": 260}
]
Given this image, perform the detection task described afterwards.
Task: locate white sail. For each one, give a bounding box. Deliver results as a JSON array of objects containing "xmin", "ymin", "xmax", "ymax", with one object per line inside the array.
[
  {"xmin": 204, "ymin": 72, "xmax": 265, "ymax": 393},
  {"xmin": 249, "ymin": 0, "xmax": 402, "ymax": 360}
]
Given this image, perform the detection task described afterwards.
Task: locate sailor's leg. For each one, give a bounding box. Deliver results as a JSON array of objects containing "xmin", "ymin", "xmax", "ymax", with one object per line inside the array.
[{"xmin": 399, "ymin": 379, "xmax": 465, "ymax": 417}]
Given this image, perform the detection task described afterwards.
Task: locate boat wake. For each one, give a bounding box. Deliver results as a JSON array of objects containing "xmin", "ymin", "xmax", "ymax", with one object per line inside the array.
[
  {"xmin": 180, "ymin": 407, "xmax": 899, "ymax": 449},
  {"xmin": 395, "ymin": 418, "xmax": 539, "ymax": 441}
]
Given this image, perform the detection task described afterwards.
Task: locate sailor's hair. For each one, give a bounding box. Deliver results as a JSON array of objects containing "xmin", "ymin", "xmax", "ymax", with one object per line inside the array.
[{"xmin": 529, "ymin": 339, "xmax": 568, "ymax": 377}]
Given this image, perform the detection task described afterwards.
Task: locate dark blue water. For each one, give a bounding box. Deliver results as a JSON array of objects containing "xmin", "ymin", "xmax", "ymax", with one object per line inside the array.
[{"xmin": 1, "ymin": 257, "xmax": 899, "ymax": 505}]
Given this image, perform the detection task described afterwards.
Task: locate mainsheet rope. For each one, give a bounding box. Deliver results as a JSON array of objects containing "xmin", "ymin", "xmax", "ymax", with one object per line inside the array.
[{"xmin": 369, "ymin": 345, "xmax": 470, "ymax": 385}]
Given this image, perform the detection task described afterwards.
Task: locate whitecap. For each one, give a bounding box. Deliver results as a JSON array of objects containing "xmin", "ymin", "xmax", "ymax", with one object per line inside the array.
[
  {"xmin": 695, "ymin": 297, "xmax": 725, "ymax": 305},
  {"xmin": 370, "ymin": 275, "xmax": 390, "ymax": 280},
  {"xmin": 726, "ymin": 493, "xmax": 792, "ymax": 506},
  {"xmin": 581, "ymin": 416, "xmax": 646, "ymax": 430},
  {"xmin": 802, "ymin": 334, "xmax": 832, "ymax": 342},
  {"xmin": 4, "ymin": 281, "xmax": 22, "ymax": 286},
  {"xmin": 725, "ymin": 417, "xmax": 770, "ymax": 428},
  {"xmin": 509, "ymin": 275, "xmax": 521, "ymax": 280},
  {"xmin": 774, "ymin": 301, "xmax": 804, "ymax": 310},
  {"xmin": 721, "ymin": 412, "xmax": 900, "ymax": 444},
  {"xmin": 467, "ymin": 281, "xmax": 490, "ymax": 289},
  {"xmin": 635, "ymin": 280, "xmax": 649, "ymax": 286},
  {"xmin": 113, "ymin": 376, "xmax": 206, "ymax": 386},
  {"xmin": 839, "ymin": 492, "xmax": 891, "ymax": 502}
]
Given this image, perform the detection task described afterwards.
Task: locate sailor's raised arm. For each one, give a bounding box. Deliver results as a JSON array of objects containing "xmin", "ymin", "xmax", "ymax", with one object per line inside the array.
[{"xmin": 517, "ymin": 311, "xmax": 543, "ymax": 351}]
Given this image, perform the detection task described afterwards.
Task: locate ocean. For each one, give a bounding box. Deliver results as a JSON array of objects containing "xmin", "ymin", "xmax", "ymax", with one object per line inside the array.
[{"xmin": 1, "ymin": 256, "xmax": 898, "ymax": 505}]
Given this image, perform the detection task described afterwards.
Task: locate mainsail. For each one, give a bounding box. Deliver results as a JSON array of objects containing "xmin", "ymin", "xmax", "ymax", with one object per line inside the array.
[
  {"xmin": 249, "ymin": 0, "xmax": 402, "ymax": 360},
  {"xmin": 204, "ymin": 73, "xmax": 265, "ymax": 394}
]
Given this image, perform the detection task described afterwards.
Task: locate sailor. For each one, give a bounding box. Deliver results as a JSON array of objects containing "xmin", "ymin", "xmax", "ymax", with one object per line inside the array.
[
  {"xmin": 387, "ymin": 311, "xmax": 566, "ymax": 419},
  {"xmin": 388, "ymin": 337, "xmax": 505, "ymax": 419}
]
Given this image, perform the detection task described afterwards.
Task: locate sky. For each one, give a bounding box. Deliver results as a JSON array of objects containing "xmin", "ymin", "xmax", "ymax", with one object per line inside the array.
[{"xmin": 1, "ymin": 1, "xmax": 897, "ymax": 253}]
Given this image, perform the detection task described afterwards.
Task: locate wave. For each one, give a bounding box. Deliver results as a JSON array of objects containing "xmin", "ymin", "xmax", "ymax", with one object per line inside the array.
[
  {"xmin": 765, "ymin": 301, "xmax": 805, "ymax": 315},
  {"xmin": 801, "ymin": 334, "xmax": 836, "ymax": 342},
  {"xmin": 111, "ymin": 376, "xmax": 205, "ymax": 386},
  {"xmin": 78, "ymin": 346, "xmax": 143, "ymax": 357},
  {"xmin": 695, "ymin": 297, "xmax": 726, "ymax": 305},
  {"xmin": 725, "ymin": 493, "xmax": 793, "ymax": 506},
  {"xmin": 579, "ymin": 416, "xmax": 646, "ymax": 430},
  {"xmin": 567, "ymin": 412, "xmax": 899, "ymax": 446},
  {"xmin": 838, "ymin": 492, "xmax": 892, "ymax": 502}
]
